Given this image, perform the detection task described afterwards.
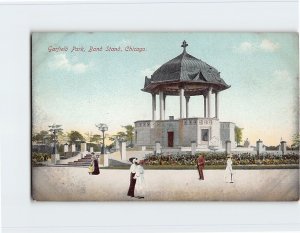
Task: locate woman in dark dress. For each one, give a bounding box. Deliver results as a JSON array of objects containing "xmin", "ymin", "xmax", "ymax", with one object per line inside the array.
[
  {"xmin": 127, "ymin": 158, "xmax": 137, "ymax": 197},
  {"xmin": 91, "ymin": 154, "xmax": 100, "ymax": 175}
]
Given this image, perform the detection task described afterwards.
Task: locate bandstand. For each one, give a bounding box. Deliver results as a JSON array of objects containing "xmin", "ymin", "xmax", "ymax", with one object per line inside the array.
[{"xmin": 135, "ymin": 41, "xmax": 236, "ymax": 150}]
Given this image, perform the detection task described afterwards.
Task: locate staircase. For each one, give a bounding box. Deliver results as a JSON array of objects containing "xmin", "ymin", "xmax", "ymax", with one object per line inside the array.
[{"xmin": 68, "ymin": 154, "xmax": 92, "ymax": 167}]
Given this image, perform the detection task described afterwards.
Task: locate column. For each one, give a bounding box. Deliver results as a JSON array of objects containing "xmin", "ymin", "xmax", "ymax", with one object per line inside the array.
[
  {"xmin": 207, "ymin": 87, "xmax": 212, "ymax": 118},
  {"xmin": 180, "ymin": 88, "xmax": 185, "ymax": 118},
  {"xmin": 256, "ymin": 139, "xmax": 263, "ymax": 156},
  {"xmin": 280, "ymin": 141, "xmax": 287, "ymax": 156},
  {"xmin": 163, "ymin": 94, "xmax": 166, "ymax": 120},
  {"xmin": 203, "ymin": 95, "xmax": 207, "ymax": 117},
  {"xmin": 71, "ymin": 144, "xmax": 76, "ymax": 152},
  {"xmin": 191, "ymin": 141, "xmax": 196, "ymax": 155},
  {"xmin": 64, "ymin": 144, "xmax": 69, "ymax": 153},
  {"xmin": 225, "ymin": 140, "xmax": 231, "ymax": 155},
  {"xmin": 120, "ymin": 141, "xmax": 127, "ymax": 160},
  {"xmin": 159, "ymin": 91, "xmax": 164, "ymax": 120},
  {"xmin": 152, "ymin": 93, "xmax": 156, "ymax": 120},
  {"xmin": 103, "ymin": 154, "xmax": 109, "ymax": 167},
  {"xmin": 155, "ymin": 141, "xmax": 161, "ymax": 155},
  {"xmin": 215, "ymin": 91, "xmax": 219, "ymax": 119},
  {"xmin": 185, "ymin": 96, "xmax": 190, "ymax": 118},
  {"xmin": 80, "ymin": 142, "xmax": 87, "ymax": 152}
]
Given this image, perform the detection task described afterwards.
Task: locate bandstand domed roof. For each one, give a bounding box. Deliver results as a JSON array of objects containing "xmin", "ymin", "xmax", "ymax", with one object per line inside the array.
[{"xmin": 142, "ymin": 41, "xmax": 230, "ymax": 96}]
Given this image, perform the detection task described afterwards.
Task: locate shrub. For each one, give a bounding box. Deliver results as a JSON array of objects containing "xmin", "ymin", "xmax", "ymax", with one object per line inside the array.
[{"xmin": 144, "ymin": 152, "xmax": 299, "ymax": 166}]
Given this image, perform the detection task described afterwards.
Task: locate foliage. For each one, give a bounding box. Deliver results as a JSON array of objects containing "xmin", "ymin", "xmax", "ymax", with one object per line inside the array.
[
  {"xmin": 32, "ymin": 152, "xmax": 51, "ymax": 166},
  {"xmin": 90, "ymin": 134, "xmax": 102, "ymax": 144},
  {"xmin": 32, "ymin": 130, "xmax": 50, "ymax": 143},
  {"xmin": 122, "ymin": 125, "xmax": 135, "ymax": 145},
  {"xmin": 291, "ymin": 134, "xmax": 300, "ymax": 149},
  {"xmin": 143, "ymin": 152, "xmax": 299, "ymax": 167},
  {"xmin": 67, "ymin": 131, "xmax": 85, "ymax": 143},
  {"xmin": 234, "ymin": 126, "xmax": 243, "ymax": 145},
  {"xmin": 87, "ymin": 143, "xmax": 101, "ymax": 152}
]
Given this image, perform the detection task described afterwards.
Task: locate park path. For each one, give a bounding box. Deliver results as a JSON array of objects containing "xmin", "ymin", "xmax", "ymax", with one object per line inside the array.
[{"xmin": 32, "ymin": 167, "xmax": 299, "ymax": 201}]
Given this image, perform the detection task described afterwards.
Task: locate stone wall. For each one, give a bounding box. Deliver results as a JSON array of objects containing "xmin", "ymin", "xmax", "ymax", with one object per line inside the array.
[
  {"xmin": 220, "ymin": 122, "xmax": 236, "ymax": 148},
  {"xmin": 135, "ymin": 118, "xmax": 228, "ymax": 149}
]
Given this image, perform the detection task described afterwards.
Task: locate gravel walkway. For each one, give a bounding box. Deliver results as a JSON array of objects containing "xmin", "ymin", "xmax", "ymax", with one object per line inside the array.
[{"xmin": 32, "ymin": 167, "xmax": 299, "ymax": 201}]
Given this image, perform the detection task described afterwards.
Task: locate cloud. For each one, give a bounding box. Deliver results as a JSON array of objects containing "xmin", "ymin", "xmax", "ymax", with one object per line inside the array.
[
  {"xmin": 49, "ymin": 54, "xmax": 88, "ymax": 73},
  {"xmin": 259, "ymin": 39, "xmax": 279, "ymax": 52},
  {"xmin": 273, "ymin": 70, "xmax": 291, "ymax": 81},
  {"xmin": 234, "ymin": 39, "xmax": 279, "ymax": 54},
  {"xmin": 140, "ymin": 65, "xmax": 160, "ymax": 77},
  {"xmin": 235, "ymin": 41, "xmax": 256, "ymax": 53}
]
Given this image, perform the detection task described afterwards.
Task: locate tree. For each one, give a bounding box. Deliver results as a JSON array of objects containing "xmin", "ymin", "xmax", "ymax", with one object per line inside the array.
[
  {"xmin": 90, "ymin": 134, "xmax": 102, "ymax": 144},
  {"xmin": 32, "ymin": 130, "xmax": 50, "ymax": 143},
  {"xmin": 116, "ymin": 131, "xmax": 127, "ymax": 139},
  {"xmin": 67, "ymin": 131, "xmax": 85, "ymax": 143},
  {"xmin": 291, "ymin": 134, "xmax": 300, "ymax": 150},
  {"xmin": 234, "ymin": 126, "xmax": 243, "ymax": 146},
  {"xmin": 122, "ymin": 125, "xmax": 135, "ymax": 145}
]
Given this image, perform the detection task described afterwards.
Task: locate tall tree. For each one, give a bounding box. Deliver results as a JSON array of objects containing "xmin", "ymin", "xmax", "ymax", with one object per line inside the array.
[
  {"xmin": 67, "ymin": 131, "xmax": 85, "ymax": 143},
  {"xmin": 234, "ymin": 126, "xmax": 243, "ymax": 146},
  {"xmin": 90, "ymin": 134, "xmax": 102, "ymax": 144},
  {"xmin": 32, "ymin": 130, "xmax": 49, "ymax": 143},
  {"xmin": 122, "ymin": 125, "xmax": 135, "ymax": 145},
  {"xmin": 291, "ymin": 134, "xmax": 300, "ymax": 149}
]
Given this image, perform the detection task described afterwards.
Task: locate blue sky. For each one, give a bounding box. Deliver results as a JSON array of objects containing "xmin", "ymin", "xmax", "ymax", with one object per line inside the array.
[{"xmin": 32, "ymin": 32, "xmax": 298, "ymax": 146}]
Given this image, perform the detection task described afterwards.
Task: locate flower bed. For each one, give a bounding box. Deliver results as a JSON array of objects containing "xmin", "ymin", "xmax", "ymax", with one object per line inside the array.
[
  {"xmin": 144, "ymin": 152, "xmax": 299, "ymax": 167},
  {"xmin": 32, "ymin": 152, "xmax": 51, "ymax": 166}
]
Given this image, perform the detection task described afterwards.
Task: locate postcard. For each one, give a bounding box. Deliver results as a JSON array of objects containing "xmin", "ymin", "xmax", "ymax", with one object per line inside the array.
[{"xmin": 31, "ymin": 32, "xmax": 299, "ymax": 201}]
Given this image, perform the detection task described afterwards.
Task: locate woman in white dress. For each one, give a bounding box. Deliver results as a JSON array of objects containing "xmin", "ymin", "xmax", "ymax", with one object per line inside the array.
[
  {"xmin": 225, "ymin": 154, "xmax": 234, "ymax": 183},
  {"xmin": 134, "ymin": 160, "xmax": 145, "ymax": 199}
]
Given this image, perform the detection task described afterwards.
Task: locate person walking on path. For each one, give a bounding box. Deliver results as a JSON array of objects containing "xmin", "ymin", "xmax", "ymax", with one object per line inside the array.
[
  {"xmin": 134, "ymin": 160, "xmax": 146, "ymax": 199},
  {"xmin": 225, "ymin": 154, "xmax": 234, "ymax": 183},
  {"xmin": 197, "ymin": 154, "xmax": 205, "ymax": 180},
  {"xmin": 127, "ymin": 158, "xmax": 138, "ymax": 197}
]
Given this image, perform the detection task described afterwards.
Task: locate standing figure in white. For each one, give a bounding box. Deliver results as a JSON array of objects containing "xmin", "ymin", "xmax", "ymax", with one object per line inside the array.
[
  {"xmin": 225, "ymin": 154, "xmax": 234, "ymax": 183},
  {"xmin": 134, "ymin": 160, "xmax": 146, "ymax": 199}
]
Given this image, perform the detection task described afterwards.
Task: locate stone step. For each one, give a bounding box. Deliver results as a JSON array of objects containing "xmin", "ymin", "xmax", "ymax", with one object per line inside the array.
[{"xmin": 66, "ymin": 154, "xmax": 95, "ymax": 167}]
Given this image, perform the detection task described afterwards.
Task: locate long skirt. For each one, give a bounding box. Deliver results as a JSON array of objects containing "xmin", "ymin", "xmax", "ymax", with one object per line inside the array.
[
  {"xmin": 224, "ymin": 167, "xmax": 233, "ymax": 182},
  {"xmin": 127, "ymin": 172, "xmax": 136, "ymax": 197},
  {"xmin": 135, "ymin": 175, "xmax": 145, "ymax": 197},
  {"xmin": 92, "ymin": 160, "xmax": 100, "ymax": 175}
]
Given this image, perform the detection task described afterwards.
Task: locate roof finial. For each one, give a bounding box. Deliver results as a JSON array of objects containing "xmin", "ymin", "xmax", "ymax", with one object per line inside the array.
[{"xmin": 181, "ymin": 40, "xmax": 188, "ymax": 52}]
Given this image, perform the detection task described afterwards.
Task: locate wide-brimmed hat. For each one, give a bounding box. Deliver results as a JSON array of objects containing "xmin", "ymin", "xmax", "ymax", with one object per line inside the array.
[
  {"xmin": 129, "ymin": 157, "xmax": 137, "ymax": 163},
  {"xmin": 227, "ymin": 154, "xmax": 233, "ymax": 158}
]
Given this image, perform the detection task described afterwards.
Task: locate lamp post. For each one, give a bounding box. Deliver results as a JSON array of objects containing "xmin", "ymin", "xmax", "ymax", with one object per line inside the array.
[
  {"xmin": 48, "ymin": 124, "xmax": 63, "ymax": 164},
  {"xmin": 96, "ymin": 123, "xmax": 108, "ymax": 155}
]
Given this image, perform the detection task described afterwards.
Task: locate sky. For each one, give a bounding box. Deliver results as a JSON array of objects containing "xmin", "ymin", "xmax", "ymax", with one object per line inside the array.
[{"xmin": 32, "ymin": 32, "xmax": 299, "ymax": 146}]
